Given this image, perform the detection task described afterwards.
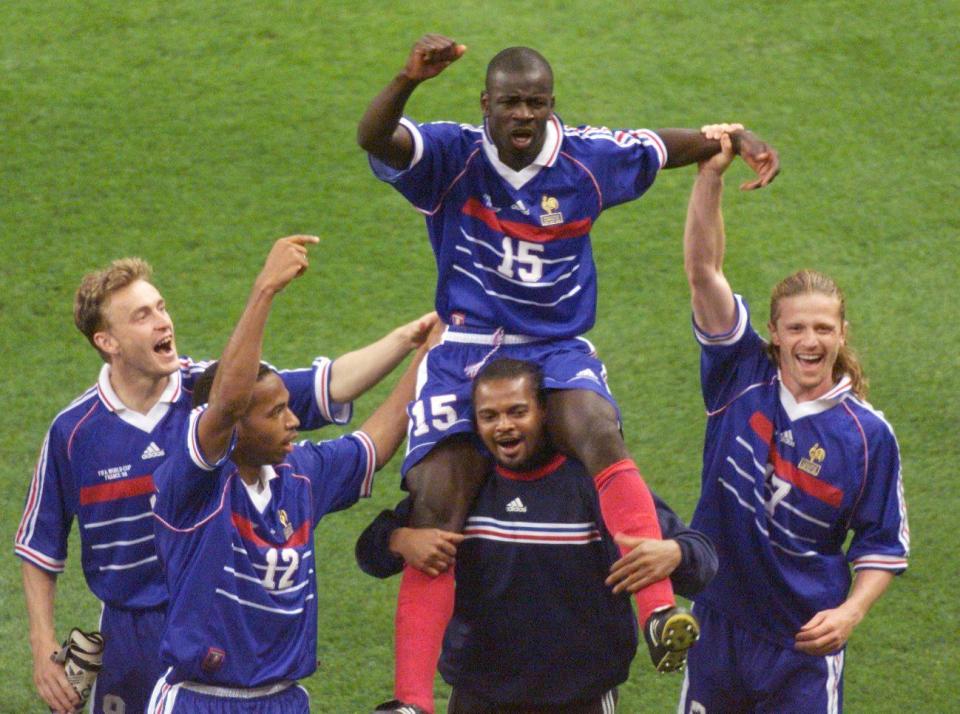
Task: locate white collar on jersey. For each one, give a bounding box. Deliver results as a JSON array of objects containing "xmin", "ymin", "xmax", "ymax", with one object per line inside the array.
[
  {"xmin": 242, "ymin": 465, "xmax": 279, "ymax": 514},
  {"xmin": 778, "ymin": 372, "xmax": 853, "ymax": 421},
  {"xmin": 482, "ymin": 113, "xmax": 563, "ymax": 190},
  {"xmin": 97, "ymin": 363, "xmax": 182, "ymax": 432}
]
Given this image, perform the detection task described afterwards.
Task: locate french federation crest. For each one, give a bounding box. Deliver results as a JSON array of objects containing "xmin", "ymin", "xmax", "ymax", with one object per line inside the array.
[
  {"xmin": 799, "ymin": 443, "xmax": 826, "ymax": 476},
  {"xmin": 279, "ymin": 509, "xmax": 294, "ymax": 540},
  {"xmin": 539, "ymin": 194, "xmax": 564, "ymax": 226}
]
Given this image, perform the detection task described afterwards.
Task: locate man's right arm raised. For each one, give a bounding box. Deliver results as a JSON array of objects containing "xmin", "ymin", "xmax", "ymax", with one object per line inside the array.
[
  {"xmin": 356, "ymin": 34, "xmax": 465, "ymax": 169},
  {"xmin": 197, "ymin": 236, "xmax": 319, "ymax": 459},
  {"xmin": 683, "ymin": 130, "xmax": 739, "ymax": 335}
]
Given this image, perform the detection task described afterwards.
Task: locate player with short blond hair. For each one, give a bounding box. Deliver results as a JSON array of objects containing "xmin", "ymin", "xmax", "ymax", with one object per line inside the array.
[{"xmin": 16, "ymin": 250, "xmax": 436, "ymax": 714}]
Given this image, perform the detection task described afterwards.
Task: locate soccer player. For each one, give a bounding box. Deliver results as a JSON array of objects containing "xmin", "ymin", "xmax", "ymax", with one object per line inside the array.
[
  {"xmin": 147, "ymin": 235, "xmax": 427, "ymax": 712},
  {"xmin": 678, "ymin": 131, "xmax": 909, "ymax": 712},
  {"xmin": 361, "ymin": 358, "xmax": 716, "ymax": 713},
  {"xmin": 15, "ymin": 253, "xmax": 436, "ymax": 714},
  {"xmin": 357, "ymin": 33, "xmax": 779, "ymax": 710}
]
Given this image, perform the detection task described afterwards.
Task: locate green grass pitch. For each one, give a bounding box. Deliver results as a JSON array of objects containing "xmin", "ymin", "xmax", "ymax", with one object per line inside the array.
[{"xmin": 1, "ymin": 1, "xmax": 957, "ymax": 711}]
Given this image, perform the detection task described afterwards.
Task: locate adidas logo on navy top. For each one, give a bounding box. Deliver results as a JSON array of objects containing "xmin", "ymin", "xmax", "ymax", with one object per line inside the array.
[
  {"xmin": 141, "ymin": 442, "xmax": 165, "ymax": 460},
  {"xmin": 506, "ymin": 497, "xmax": 527, "ymax": 513}
]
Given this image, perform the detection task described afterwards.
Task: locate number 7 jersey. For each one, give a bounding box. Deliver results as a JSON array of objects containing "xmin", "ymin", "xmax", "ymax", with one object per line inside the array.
[
  {"xmin": 369, "ymin": 113, "xmax": 666, "ymax": 337},
  {"xmin": 690, "ymin": 295, "xmax": 909, "ymax": 647}
]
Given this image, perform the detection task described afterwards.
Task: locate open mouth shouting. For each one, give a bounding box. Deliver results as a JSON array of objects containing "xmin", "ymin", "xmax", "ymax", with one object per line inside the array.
[
  {"xmin": 154, "ymin": 335, "xmax": 175, "ymax": 356},
  {"xmin": 510, "ymin": 127, "xmax": 535, "ymax": 151},
  {"xmin": 495, "ymin": 434, "xmax": 524, "ymax": 460}
]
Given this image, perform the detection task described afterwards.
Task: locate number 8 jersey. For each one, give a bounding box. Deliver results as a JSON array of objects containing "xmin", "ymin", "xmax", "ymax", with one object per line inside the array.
[
  {"xmin": 369, "ymin": 114, "xmax": 665, "ymax": 338},
  {"xmin": 152, "ymin": 405, "xmax": 376, "ymax": 688}
]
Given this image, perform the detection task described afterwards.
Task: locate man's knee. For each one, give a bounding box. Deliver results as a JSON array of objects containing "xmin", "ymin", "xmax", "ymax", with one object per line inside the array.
[
  {"xmin": 547, "ymin": 390, "xmax": 626, "ymax": 469},
  {"xmin": 406, "ymin": 436, "xmax": 488, "ymax": 531}
]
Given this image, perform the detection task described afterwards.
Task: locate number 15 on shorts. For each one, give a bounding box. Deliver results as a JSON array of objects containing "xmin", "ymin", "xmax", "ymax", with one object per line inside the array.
[{"xmin": 410, "ymin": 394, "xmax": 459, "ymax": 436}]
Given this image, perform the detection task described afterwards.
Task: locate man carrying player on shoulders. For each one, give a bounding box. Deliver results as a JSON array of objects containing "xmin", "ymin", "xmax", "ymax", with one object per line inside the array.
[{"xmin": 357, "ymin": 33, "xmax": 779, "ymax": 712}]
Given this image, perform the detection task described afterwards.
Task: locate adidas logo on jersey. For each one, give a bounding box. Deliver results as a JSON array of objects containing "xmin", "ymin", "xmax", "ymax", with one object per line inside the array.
[
  {"xmin": 141, "ymin": 442, "xmax": 166, "ymax": 460},
  {"xmin": 506, "ymin": 497, "xmax": 527, "ymax": 513},
  {"xmin": 510, "ymin": 200, "xmax": 530, "ymax": 215},
  {"xmin": 778, "ymin": 430, "xmax": 795, "ymax": 447}
]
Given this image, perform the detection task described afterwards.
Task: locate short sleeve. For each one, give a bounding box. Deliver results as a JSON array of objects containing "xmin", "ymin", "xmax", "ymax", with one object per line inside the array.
[
  {"xmin": 152, "ymin": 406, "xmax": 235, "ymax": 529},
  {"xmin": 846, "ymin": 420, "xmax": 909, "ymax": 574},
  {"xmin": 368, "ymin": 119, "xmax": 473, "ymax": 213},
  {"xmin": 694, "ymin": 294, "xmax": 772, "ymax": 413},
  {"xmin": 278, "ymin": 356, "xmax": 352, "ymax": 430},
  {"xmin": 14, "ymin": 425, "xmax": 74, "ymax": 573},
  {"xmin": 568, "ymin": 126, "xmax": 665, "ymax": 209},
  {"xmin": 289, "ymin": 431, "xmax": 377, "ymax": 522}
]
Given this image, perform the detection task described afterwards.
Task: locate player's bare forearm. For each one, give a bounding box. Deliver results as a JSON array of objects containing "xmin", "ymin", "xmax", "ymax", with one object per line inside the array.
[
  {"xmin": 794, "ymin": 569, "xmax": 894, "ymax": 655},
  {"xmin": 659, "ymin": 126, "xmax": 780, "ymax": 190},
  {"xmin": 200, "ymin": 236, "xmax": 318, "ymax": 459},
  {"xmin": 357, "ymin": 75, "xmax": 420, "ymax": 168},
  {"xmin": 22, "ymin": 562, "xmax": 79, "ymax": 712},
  {"xmin": 844, "ymin": 568, "xmax": 896, "ymax": 616},
  {"xmin": 357, "ymin": 34, "xmax": 465, "ymax": 168},
  {"xmin": 329, "ymin": 312, "xmax": 438, "ymax": 402},
  {"xmin": 659, "ymin": 128, "xmax": 724, "ymax": 168},
  {"xmin": 684, "ymin": 134, "xmax": 737, "ymax": 336},
  {"xmin": 22, "ymin": 562, "xmax": 58, "ymax": 654},
  {"xmin": 360, "ymin": 340, "xmax": 430, "ymax": 469}
]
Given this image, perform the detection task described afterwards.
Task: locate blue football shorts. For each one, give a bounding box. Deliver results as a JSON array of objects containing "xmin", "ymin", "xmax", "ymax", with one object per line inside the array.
[
  {"xmin": 147, "ymin": 677, "xmax": 309, "ymax": 714},
  {"xmin": 401, "ymin": 327, "xmax": 618, "ymax": 477},
  {"xmin": 679, "ymin": 603, "xmax": 845, "ymax": 714},
  {"xmin": 91, "ymin": 604, "xmax": 165, "ymax": 714}
]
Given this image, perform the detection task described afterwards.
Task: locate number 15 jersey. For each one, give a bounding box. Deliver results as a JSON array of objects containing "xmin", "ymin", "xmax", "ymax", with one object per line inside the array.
[{"xmin": 369, "ymin": 114, "xmax": 666, "ymax": 338}]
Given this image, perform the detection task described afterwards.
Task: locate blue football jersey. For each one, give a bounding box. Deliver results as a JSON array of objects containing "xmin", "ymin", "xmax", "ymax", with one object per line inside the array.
[
  {"xmin": 370, "ymin": 114, "xmax": 665, "ymax": 338},
  {"xmin": 690, "ymin": 296, "xmax": 909, "ymax": 647},
  {"xmin": 14, "ymin": 356, "xmax": 349, "ymax": 610},
  {"xmin": 152, "ymin": 406, "xmax": 376, "ymax": 688},
  {"xmin": 439, "ymin": 454, "xmax": 636, "ymax": 705}
]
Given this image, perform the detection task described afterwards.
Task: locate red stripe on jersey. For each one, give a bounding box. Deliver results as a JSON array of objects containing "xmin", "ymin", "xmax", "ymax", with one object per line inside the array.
[
  {"xmin": 749, "ymin": 412, "xmax": 844, "ymax": 508},
  {"xmin": 465, "ymin": 528, "xmax": 599, "ymax": 543},
  {"xmin": 15, "ymin": 446, "xmax": 45, "ymax": 543},
  {"xmin": 231, "ymin": 513, "xmax": 311, "ymax": 548},
  {"xmin": 462, "ymin": 198, "xmax": 592, "ymax": 243},
  {"xmin": 749, "ymin": 411, "xmax": 774, "ymax": 442},
  {"xmin": 79, "ymin": 474, "xmax": 155, "ymax": 505},
  {"xmin": 14, "ymin": 544, "xmax": 64, "ymax": 571}
]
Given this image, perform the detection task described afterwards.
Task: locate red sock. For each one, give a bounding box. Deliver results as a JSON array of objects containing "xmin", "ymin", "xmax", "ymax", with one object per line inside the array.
[
  {"xmin": 394, "ymin": 565, "xmax": 455, "ymax": 713},
  {"xmin": 594, "ymin": 458, "xmax": 675, "ymax": 626}
]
